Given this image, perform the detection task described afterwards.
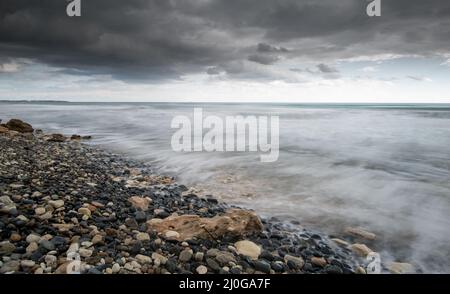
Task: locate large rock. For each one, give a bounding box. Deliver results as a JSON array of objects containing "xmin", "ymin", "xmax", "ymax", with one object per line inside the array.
[
  {"xmin": 43, "ymin": 133, "xmax": 67, "ymax": 142},
  {"xmin": 147, "ymin": 209, "xmax": 263, "ymax": 241},
  {"xmin": 128, "ymin": 196, "xmax": 151, "ymax": 211},
  {"xmin": 344, "ymin": 227, "xmax": 376, "ymax": 241},
  {"xmin": 5, "ymin": 119, "xmax": 34, "ymax": 133},
  {"xmin": 235, "ymin": 240, "xmax": 261, "ymax": 260},
  {"xmin": 350, "ymin": 243, "xmax": 373, "ymax": 257},
  {"xmin": 0, "ymin": 126, "xmax": 8, "ymax": 134}
]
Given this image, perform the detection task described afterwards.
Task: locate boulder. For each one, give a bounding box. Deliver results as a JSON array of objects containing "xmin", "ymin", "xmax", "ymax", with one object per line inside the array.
[
  {"xmin": 128, "ymin": 196, "xmax": 151, "ymax": 211},
  {"xmin": 234, "ymin": 240, "xmax": 261, "ymax": 260},
  {"xmin": 5, "ymin": 119, "xmax": 34, "ymax": 133},
  {"xmin": 350, "ymin": 243, "xmax": 373, "ymax": 257},
  {"xmin": 147, "ymin": 209, "xmax": 263, "ymax": 241},
  {"xmin": 344, "ymin": 227, "xmax": 376, "ymax": 241},
  {"xmin": 0, "ymin": 126, "xmax": 8, "ymax": 134},
  {"xmin": 44, "ymin": 133, "xmax": 67, "ymax": 142}
]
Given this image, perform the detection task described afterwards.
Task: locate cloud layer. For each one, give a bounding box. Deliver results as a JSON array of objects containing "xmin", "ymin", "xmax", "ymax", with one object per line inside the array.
[{"xmin": 1, "ymin": 0, "xmax": 450, "ymax": 81}]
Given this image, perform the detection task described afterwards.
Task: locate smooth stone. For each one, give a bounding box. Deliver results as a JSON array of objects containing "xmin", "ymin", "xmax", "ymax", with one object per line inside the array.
[
  {"xmin": 235, "ymin": 240, "xmax": 261, "ymax": 260},
  {"xmin": 196, "ymin": 265, "xmax": 208, "ymax": 274},
  {"xmin": 164, "ymin": 230, "xmax": 180, "ymax": 240},
  {"xmin": 344, "ymin": 227, "xmax": 376, "ymax": 241},
  {"xmin": 152, "ymin": 253, "xmax": 168, "ymax": 264},
  {"xmin": 0, "ymin": 260, "xmax": 20, "ymax": 273},
  {"xmin": 284, "ymin": 255, "xmax": 305, "ymax": 270},
  {"xmin": 79, "ymin": 248, "xmax": 93, "ymax": 258},
  {"xmin": 10, "ymin": 233, "xmax": 22, "ymax": 242},
  {"xmin": 0, "ymin": 241, "xmax": 16, "ymax": 255},
  {"xmin": 311, "ymin": 256, "xmax": 327, "ymax": 267},
  {"xmin": 112, "ymin": 263, "xmax": 121, "ymax": 273},
  {"xmin": 136, "ymin": 232, "xmax": 150, "ymax": 241},
  {"xmin": 92, "ymin": 235, "xmax": 103, "ymax": 245},
  {"xmin": 20, "ymin": 260, "xmax": 36, "ymax": 268},
  {"xmin": 26, "ymin": 242, "xmax": 39, "ymax": 254},
  {"xmin": 194, "ymin": 252, "xmax": 204, "ymax": 262},
  {"xmin": 39, "ymin": 240, "xmax": 55, "ymax": 251},
  {"xmin": 135, "ymin": 254, "xmax": 152, "ymax": 264},
  {"xmin": 350, "ymin": 244, "xmax": 373, "ymax": 257},
  {"xmin": 48, "ymin": 200, "xmax": 65, "ymax": 209},
  {"xmin": 78, "ymin": 207, "xmax": 91, "ymax": 217},
  {"xmin": 26, "ymin": 234, "xmax": 41, "ymax": 244},
  {"xmin": 35, "ymin": 207, "xmax": 46, "ymax": 215},
  {"xmin": 215, "ymin": 252, "xmax": 237, "ymax": 266},
  {"xmin": 253, "ymin": 260, "xmax": 271, "ymax": 274},
  {"xmin": 179, "ymin": 249, "xmax": 193, "ymax": 262}
]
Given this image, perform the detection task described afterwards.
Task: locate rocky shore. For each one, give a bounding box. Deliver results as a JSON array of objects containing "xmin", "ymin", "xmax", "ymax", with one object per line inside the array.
[{"xmin": 0, "ymin": 119, "xmax": 411, "ymax": 274}]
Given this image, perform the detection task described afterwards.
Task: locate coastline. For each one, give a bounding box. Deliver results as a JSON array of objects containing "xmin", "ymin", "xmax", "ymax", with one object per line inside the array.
[{"xmin": 0, "ymin": 119, "xmax": 412, "ymax": 274}]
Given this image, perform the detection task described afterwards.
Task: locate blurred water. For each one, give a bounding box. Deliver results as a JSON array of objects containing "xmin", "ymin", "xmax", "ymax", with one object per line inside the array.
[{"xmin": 1, "ymin": 102, "xmax": 450, "ymax": 273}]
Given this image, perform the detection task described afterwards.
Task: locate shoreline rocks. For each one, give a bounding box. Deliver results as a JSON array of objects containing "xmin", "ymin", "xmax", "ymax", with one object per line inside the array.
[{"xmin": 0, "ymin": 119, "xmax": 390, "ymax": 274}]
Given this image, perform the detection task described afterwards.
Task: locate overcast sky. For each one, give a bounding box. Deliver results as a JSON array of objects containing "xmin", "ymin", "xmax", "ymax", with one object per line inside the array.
[{"xmin": 1, "ymin": 0, "xmax": 450, "ymax": 102}]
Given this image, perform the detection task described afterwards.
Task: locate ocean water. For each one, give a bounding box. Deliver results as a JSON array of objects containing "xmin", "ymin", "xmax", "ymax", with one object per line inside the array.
[{"xmin": 1, "ymin": 102, "xmax": 450, "ymax": 273}]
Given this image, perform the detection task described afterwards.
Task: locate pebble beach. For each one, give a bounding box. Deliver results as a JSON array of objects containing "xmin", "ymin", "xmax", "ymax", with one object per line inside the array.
[{"xmin": 0, "ymin": 119, "xmax": 414, "ymax": 274}]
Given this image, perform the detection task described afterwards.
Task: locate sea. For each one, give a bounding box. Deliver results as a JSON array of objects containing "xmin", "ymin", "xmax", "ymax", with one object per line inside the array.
[{"xmin": 1, "ymin": 101, "xmax": 449, "ymax": 273}]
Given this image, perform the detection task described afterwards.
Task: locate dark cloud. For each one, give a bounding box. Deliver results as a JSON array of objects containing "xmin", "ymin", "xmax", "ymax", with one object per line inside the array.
[
  {"xmin": 0, "ymin": 0, "xmax": 450, "ymax": 81},
  {"xmin": 257, "ymin": 43, "xmax": 289, "ymax": 53},
  {"xmin": 317, "ymin": 63, "xmax": 339, "ymax": 73},
  {"xmin": 248, "ymin": 54, "xmax": 280, "ymax": 65}
]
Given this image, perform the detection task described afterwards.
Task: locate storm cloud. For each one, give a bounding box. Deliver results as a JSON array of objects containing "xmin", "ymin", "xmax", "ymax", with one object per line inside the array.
[{"xmin": 1, "ymin": 0, "xmax": 450, "ymax": 81}]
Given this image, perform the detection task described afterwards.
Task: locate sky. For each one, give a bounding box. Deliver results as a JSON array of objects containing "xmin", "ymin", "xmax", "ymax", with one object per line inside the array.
[{"xmin": 0, "ymin": 0, "xmax": 450, "ymax": 103}]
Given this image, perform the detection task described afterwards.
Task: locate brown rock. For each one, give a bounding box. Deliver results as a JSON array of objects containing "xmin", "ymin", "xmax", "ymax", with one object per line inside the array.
[
  {"xmin": 10, "ymin": 233, "xmax": 22, "ymax": 242},
  {"xmin": 44, "ymin": 133, "xmax": 67, "ymax": 142},
  {"xmin": 0, "ymin": 126, "xmax": 9, "ymax": 134},
  {"xmin": 234, "ymin": 240, "xmax": 261, "ymax": 260},
  {"xmin": 350, "ymin": 243, "xmax": 373, "ymax": 257},
  {"xmin": 344, "ymin": 227, "xmax": 376, "ymax": 241},
  {"xmin": 311, "ymin": 256, "xmax": 327, "ymax": 267},
  {"xmin": 128, "ymin": 196, "xmax": 151, "ymax": 211},
  {"xmin": 5, "ymin": 119, "xmax": 34, "ymax": 133},
  {"xmin": 147, "ymin": 209, "xmax": 263, "ymax": 241}
]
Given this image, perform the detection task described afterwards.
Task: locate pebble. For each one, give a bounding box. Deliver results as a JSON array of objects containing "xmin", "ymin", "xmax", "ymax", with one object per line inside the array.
[
  {"xmin": 26, "ymin": 242, "xmax": 39, "ymax": 254},
  {"xmin": 350, "ymin": 243, "xmax": 373, "ymax": 257},
  {"xmin": 196, "ymin": 265, "xmax": 208, "ymax": 274},
  {"xmin": 253, "ymin": 260, "xmax": 271, "ymax": 273},
  {"xmin": 0, "ymin": 241, "xmax": 16, "ymax": 255},
  {"xmin": 194, "ymin": 252, "xmax": 204, "ymax": 262},
  {"xmin": 20, "ymin": 260, "xmax": 36, "ymax": 268},
  {"xmin": 179, "ymin": 249, "xmax": 193, "ymax": 263},
  {"xmin": 164, "ymin": 230, "xmax": 180, "ymax": 240},
  {"xmin": 284, "ymin": 255, "xmax": 304, "ymax": 270},
  {"xmin": 135, "ymin": 254, "xmax": 152, "ymax": 264},
  {"xmin": 79, "ymin": 248, "xmax": 93, "ymax": 258},
  {"xmin": 26, "ymin": 234, "xmax": 41, "ymax": 244},
  {"xmin": 112, "ymin": 263, "xmax": 121, "ymax": 273},
  {"xmin": 235, "ymin": 240, "xmax": 261, "ymax": 260},
  {"xmin": 311, "ymin": 256, "xmax": 327, "ymax": 267},
  {"xmin": 35, "ymin": 207, "xmax": 46, "ymax": 215},
  {"xmin": 136, "ymin": 232, "xmax": 150, "ymax": 241},
  {"xmin": 10, "ymin": 233, "xmax": 22, "ymax": 242},
  {"xmin": 48, "ymin": 200, "xmax": 65, "ymax": 209},
  {"xmin": 92, "ymin": 234, "xmax": 103, "ymax": 245},
  {"xmin": 78, "ymin": 207, "xmax": 91, "ymax": 217}
]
